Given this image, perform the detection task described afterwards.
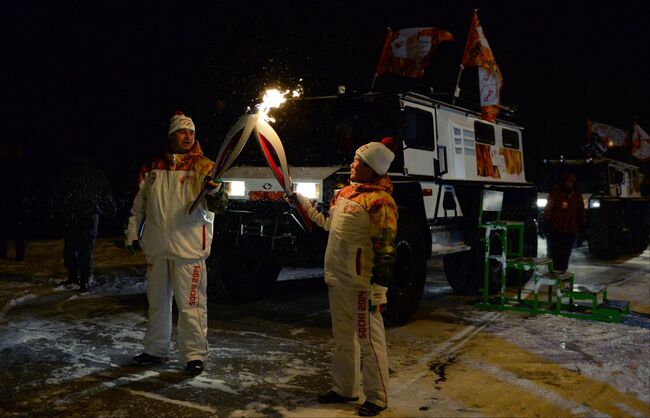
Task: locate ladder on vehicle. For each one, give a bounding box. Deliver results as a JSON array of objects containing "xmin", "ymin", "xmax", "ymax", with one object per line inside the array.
[{"xmin": 475, "ymin": 190, "xmax": 630, "ymax": 323}]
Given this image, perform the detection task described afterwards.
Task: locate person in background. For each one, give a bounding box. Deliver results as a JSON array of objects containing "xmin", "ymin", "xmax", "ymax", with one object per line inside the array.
[
  {"xmin": 0, "ymin": 143, "xmax": 26, "ymax": 262},
  {"xmin": 51, "ymin": 154, "xmax": 116, "ymax": 291},
  {"xmin": 125, "ymin": 112, "xmax": 228, "ymax": 376},
  {"xmin": 543, "ymin": 172, "xmax": 585, "ymax": 272},
  {"xmin": 294, "ymin": 140, "xmax": 397, "ymax": 417}
]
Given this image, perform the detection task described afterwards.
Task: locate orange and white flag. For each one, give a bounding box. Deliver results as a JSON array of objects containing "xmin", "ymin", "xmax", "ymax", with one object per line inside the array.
[
  {"xmin": 587, "ymin": 119, "xmax": 628, "ymax": 148},
  {"xmin": 631, "ymin": 120, "xmax": 650, "ymax": 161},
  {"xmin": 461, "ymin": 11, "xmax": 503, "ymax": 121},
  {"xmin": 375, "ymin": 27, "xmax": 453, "ymax": 79}
]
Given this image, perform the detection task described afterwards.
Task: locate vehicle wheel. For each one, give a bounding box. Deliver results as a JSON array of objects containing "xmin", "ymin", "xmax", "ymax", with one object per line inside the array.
[
  {"xmin": 443, "ymin": 250, "xmax": 479, "ymax": 295},
  {"xmin": 588, "ymin": 207, "xmax": 622, "ymax": 259},
  {"xmin": 443, "ymin": 244, "xmax": 501, "ymax": 295},
  {"xmin": 206, "ymin": 252, "xmax": 281, "ymax": 303},
  {"xmin": 630, "ymin": 224, "xmax": 649, "ymax": 253},
  {"xmin": 384, "ymin": 208, "xmax": 427, "ymax": 326}
]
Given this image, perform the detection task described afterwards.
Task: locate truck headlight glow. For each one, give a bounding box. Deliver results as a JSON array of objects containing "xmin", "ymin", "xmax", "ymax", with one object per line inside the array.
[
  {"xmin": 589, "ymin": 199, "xmax": 601, "ymax": 209},
  {"xmin": 536, "ymin": 198, "xmax": 547, "ymax": 208},
  {"xmin": 224, "ymin": 181, "xmax": 245, "ymax": 197},
  {"xmin": 295, "ymin": 182, "xmax": 320, "ymax": 200}
]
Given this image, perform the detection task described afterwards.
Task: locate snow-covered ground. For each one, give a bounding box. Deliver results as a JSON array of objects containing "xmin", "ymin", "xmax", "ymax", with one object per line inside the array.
[{"xmin": 0, "ymin": 238, "xmax": 648, "ymax": 417}]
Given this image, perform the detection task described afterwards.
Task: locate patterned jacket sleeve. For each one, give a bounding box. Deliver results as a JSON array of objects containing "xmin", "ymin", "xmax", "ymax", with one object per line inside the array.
[{"xmin": 367, "ymin": 193, "xmax": 398, "ymax": 287}]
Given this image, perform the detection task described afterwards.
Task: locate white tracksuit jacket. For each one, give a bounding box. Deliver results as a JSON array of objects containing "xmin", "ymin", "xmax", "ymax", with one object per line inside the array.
[
  {"xmin": 300, "ymin": 177, "xmax": 397, "ymax": 408},
  {"xmin": 125, "ymin": 142, "xmax": 228, "ymax": 363}
]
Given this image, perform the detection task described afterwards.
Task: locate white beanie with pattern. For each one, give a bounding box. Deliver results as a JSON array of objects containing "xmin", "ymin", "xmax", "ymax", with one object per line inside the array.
[
  {"xmin": 355, "ymin": 142, "xmax": 395, "ymax": 176},
  {"xmin": 168, "ymin": 111, "xmax": 195, "ymax": 136}
]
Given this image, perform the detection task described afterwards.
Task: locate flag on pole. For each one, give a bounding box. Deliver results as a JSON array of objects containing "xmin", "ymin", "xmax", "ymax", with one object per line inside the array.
[
  {"xmin": 631, "ymin": 120, "xmax": 650, "ymax": 161},
  {"xmin": 587, "ymin": 119, "xmax": 628, "ymax": 149},
  {"xmin": 375, "ymin": 27, "xmax": 453, "ymax": 79},
  {"xmin": 461, "ymin": 10, "xmax": 503, "ymax": 121}
]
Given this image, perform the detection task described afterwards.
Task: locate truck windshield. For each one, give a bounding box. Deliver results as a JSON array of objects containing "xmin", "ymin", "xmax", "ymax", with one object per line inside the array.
[{"xmin": 234, "ymin": 94, "xmax": 402, "ymax": 167}]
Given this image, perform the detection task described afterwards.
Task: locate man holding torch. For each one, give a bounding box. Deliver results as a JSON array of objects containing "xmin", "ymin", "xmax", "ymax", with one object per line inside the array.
[
  {"xmin": 294, "ymin": 140, "xmax": 398, "ymax": 417},
  {"xmin": 125, "ymin": 111, "xmax": 228, "ymax": 375}
]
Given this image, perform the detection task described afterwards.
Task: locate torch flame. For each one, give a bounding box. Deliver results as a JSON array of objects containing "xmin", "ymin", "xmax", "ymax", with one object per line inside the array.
[{"xmin": 257, "ymin": 87, "xmax": 302, "ymax": 122}]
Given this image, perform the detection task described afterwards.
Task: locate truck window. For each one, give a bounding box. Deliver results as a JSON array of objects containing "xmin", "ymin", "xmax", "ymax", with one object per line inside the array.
[
  {"xmin": 502, "ymin": 128, "xmax": 520, "ymax": 149},
  {"xmin": 474, "ymin": 121, "xmax": 495, "ymax": 145},
  {"xmin": 403, "ymin": 108, "xmax": 434, "ymax": 150}
]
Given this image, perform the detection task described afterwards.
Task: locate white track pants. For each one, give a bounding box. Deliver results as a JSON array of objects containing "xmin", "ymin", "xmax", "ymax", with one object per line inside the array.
[
  {"xmin": 143, "ymin": 257, "xmax": 208, "ymax": 363},
  {"xmin": 328, "ymin": 284, "xmax": 389, "ymax": 408}
]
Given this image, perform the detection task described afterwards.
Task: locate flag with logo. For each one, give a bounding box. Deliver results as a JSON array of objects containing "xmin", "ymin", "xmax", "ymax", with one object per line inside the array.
[
  {"xmin": 375, "ymin": 27, "xmax": 454, "ymax": 79},
  {"xmin": 631, "ymin": 120, "xmax": 650, "ymax": 161},
  {"xmin": 587, "ymin": 119, "xmax": 628, "ymax": 149},
  {"xmin": 461, "ymin": 10, "xmax": 503, "ymax": 121}
]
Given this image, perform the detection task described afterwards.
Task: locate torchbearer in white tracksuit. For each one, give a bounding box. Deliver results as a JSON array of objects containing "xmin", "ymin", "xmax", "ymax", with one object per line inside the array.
[
  {"xmin": 296, "ymin": 140, "xmax": 398, "ymax": 417},
  {"xmin": 125, "ymin": 112, "xmax": 228, "ymax": 376}
]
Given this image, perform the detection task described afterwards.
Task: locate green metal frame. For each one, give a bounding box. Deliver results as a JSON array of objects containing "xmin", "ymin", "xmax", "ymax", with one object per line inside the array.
[{"xmin": 475, "ymin": 190, "xmax": 630, "ymax": 323}]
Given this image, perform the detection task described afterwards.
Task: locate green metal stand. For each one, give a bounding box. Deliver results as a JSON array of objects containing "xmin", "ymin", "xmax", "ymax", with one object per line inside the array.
[{"xmin": 475, "ymin": 190, "xmax": 630, "ymax": 323}]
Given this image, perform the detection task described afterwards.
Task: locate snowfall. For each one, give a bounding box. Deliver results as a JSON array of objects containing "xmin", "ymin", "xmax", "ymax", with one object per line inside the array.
[{"xmin": 0, "ymin": 238, "xmax": 648, "ymax": 417}]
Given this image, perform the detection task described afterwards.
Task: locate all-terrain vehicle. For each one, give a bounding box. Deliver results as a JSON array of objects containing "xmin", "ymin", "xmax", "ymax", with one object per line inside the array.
[
  {"xmin": 537, "ymin": 158, "xmax": 650, "ymax": 259},
  {"xmin": 210, "ymin": 90, "xmax": 538, "ymax": 324}
]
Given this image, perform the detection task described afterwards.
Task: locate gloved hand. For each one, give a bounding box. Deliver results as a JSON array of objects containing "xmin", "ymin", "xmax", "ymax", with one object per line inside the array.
[
  {"xmin": 369, "ymin": 284, "xmax": 388, "ymax": 313},
  {"xmin": 125, "ymin": 240, "xmax": 139, "ymax": 255},
  {"xmin": 206, "ymin": 178, "xmax": 223, "ymax": 196}
]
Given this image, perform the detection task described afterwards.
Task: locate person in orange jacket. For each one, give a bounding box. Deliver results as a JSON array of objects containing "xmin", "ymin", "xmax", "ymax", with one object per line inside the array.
[
  {"xmin": 296, "ymin": 140, "xmax": 397, "ymax": 417},
  {"xmin": 125, "ymin": 112, "xmax": 228, "ymax": 375}
]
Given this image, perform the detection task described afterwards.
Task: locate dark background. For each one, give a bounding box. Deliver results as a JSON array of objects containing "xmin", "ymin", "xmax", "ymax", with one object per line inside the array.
[{"xmin": 2, "ymin": 0, "xmax": 648, "ymax": 236}]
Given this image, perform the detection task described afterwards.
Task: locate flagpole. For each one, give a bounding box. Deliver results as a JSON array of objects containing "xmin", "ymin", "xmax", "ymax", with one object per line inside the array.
[
  {"xmin": 371, "ymin": 27, "xmax": 392, "ymax": 92},
  {"xmin": 452, "ymin": 64, "xmax": 464, "ymax": 105},
  {"xmin": 454, "ymin": 9, "xmax": 478, "ymax": 105}
]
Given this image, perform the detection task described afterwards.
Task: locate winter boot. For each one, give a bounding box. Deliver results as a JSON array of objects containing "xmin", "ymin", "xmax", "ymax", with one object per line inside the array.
[
  {"xmin": 357, "ymin": 401, "xmax": 387, "ymax": 416},
  {"xmin": 185, "ymin": 360, "xmax": 204, "ymax": 376},
  {"xmin": 132, "ymin": 353, "xmax": 168, "ymax": 366},
  {"xmin": 79, "ymin": 273, "xmax": 92, "ymax": 292},
  {"xmin": 60, "ymin": 271, "xmax": 79, "ymax": 287},
  {"xmin": 317, "ymin": 391, "xmax": 359, "ymax": 404}
]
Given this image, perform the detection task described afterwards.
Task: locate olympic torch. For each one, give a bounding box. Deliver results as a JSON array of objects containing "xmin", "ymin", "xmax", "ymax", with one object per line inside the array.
[{"xmin": 189, "ymin": 88, "xmax": 312, "ymax": 232}]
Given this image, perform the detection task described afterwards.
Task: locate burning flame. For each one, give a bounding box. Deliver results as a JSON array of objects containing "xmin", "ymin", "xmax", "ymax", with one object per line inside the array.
[{"xmin": 257, "ymin": 87, "xmax": 302, "ymax": 122}]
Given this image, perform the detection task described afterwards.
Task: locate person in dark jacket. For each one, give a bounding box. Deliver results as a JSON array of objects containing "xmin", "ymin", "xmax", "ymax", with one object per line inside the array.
[
  {"xmin": 51, "ymin": 155, "xmax": 116, "ymax": 291},
  {"xmin": 543, "ymin": 172, "xmax": 585, "ymax": 272}
]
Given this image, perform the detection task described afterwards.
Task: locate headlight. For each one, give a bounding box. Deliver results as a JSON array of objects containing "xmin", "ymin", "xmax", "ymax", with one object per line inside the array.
[
  {"xmin": 224, "ymin": 181, "xmax": 245, "ymax": 197},
  {"xmin": 295, "ymin": 182, "xmax": 320, "ymax": 200},
  {"xmin": 536, "ymin": 198, "xmax": 547, "ymax": 208},
  {"xmin": 589, "ymin": 199, "xmax": 600, "ymax": 209}
]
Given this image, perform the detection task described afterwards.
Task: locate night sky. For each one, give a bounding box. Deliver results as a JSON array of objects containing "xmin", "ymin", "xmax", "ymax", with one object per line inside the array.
[{"xmin": 2, "ymin": 1, "xmax": 648, "ymax": 234}]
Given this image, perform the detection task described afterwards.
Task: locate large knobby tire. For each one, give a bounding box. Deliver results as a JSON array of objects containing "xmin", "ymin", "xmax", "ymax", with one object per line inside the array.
[
  {"xmin": 443, "ymin": 250, "xmax": 480, "ymax": 295},
  {"xmin": 206, "ymin": 252, "xmax": 281, "ymax": 303},
  {"xmin": 629, "ymin": 205, "xmax": 650, "ymax": 254},
  {"xmin": 384, "ymin": 208, "xmax": 427, "ymax": 326},
  {"xmin": 588, "ymin": 207, "xmax": 623, "ymax": 259},
  {"xmin": 443, "ymin": 232, "xmax": 503, "ymax": 296},
  {"xmin": 630, "ymin": 225, "xmax": 650, "ymax": 254}
]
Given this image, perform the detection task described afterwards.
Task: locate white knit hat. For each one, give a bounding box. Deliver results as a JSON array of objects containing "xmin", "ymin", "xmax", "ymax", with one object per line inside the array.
[
  {"xmin": 355, "ymin": 142, "xmax": 395, "ymax": 176},
  {"xmin": 168, "ymin": 111, "xmax": 195, "ymax": 136}
]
